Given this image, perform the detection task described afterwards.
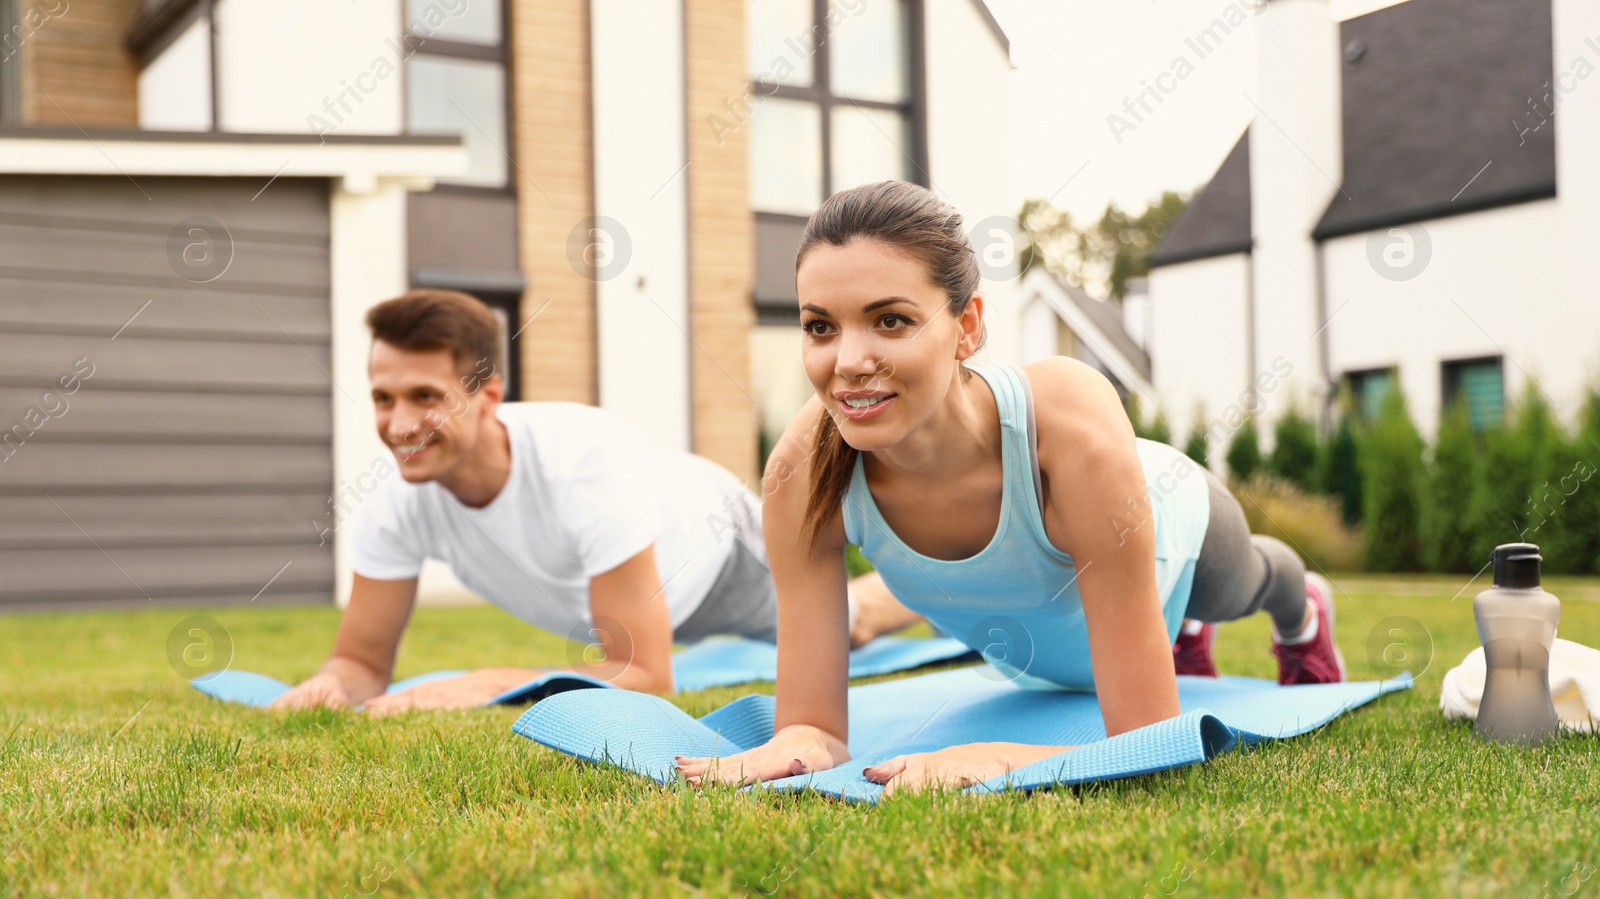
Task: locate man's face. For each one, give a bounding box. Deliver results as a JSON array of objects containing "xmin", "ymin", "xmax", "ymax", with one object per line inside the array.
[{"xmin": 368, "ymin": 341, "xmax": 499, "ymax": 483}]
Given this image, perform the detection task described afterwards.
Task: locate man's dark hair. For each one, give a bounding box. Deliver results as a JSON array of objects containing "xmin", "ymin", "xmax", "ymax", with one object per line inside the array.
[{"xmin": 365, "ymin": 289, "xmax": 504, "ymax": 391}]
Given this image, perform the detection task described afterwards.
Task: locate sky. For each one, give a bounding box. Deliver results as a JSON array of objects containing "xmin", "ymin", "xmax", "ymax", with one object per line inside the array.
[{"xmin": 984, "ymin": 0, "xmax": 1410, "ymax": 221}]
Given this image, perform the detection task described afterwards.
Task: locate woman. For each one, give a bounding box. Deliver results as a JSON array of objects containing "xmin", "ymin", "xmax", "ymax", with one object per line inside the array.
[{"xmin": 676, "ymin": 181, "xmax": 1345, "ymax": 795}]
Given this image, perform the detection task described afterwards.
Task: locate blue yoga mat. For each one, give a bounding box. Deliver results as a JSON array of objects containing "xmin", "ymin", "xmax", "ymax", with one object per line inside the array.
[
  {"xmin": 511, "ymin": 665, "xmax": 1414, "ymax": 802},
  {"xmin": 189, "ymin": 636, "xmax": 978, "ymax": 708}
]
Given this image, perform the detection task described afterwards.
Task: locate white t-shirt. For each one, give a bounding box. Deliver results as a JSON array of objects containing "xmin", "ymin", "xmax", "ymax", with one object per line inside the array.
[{"xmin": 352, "ymin": 402, "xmax": 761, "ymax": 640}]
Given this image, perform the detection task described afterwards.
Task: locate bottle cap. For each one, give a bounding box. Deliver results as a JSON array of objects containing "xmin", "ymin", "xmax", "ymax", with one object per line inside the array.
[{"xmin": 1491, "ymin": 543, "xmax": 1542, "ymax": 588}]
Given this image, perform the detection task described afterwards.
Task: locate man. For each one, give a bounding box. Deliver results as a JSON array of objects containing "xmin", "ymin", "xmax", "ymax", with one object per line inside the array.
[{"xmin": 272, "ymin": 289, "xmax": 913, "ymax": 714}]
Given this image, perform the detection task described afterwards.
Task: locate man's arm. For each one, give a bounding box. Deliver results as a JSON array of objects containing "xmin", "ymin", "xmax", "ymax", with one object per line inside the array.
[
  {"xmin": 582, "ymin": 543, "xmax": 675, "ymax": 693},
  {"xmin": 268, "ymin": 574, "xmax": 417, "ymax": 709},
  {"xmin": 361, "ymin": 544, "xmax": 677, "ymax": 715}
]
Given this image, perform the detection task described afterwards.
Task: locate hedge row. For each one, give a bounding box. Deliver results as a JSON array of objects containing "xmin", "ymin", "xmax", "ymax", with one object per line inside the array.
[{"xmin": 1135, "ymin": 382, "xmax": 1600, "ymax": 574}]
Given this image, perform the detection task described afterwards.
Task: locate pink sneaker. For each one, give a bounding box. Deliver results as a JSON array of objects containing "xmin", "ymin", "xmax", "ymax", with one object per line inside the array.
[
  {"xmin": 1271, "ymin": 572, "xmax": 1348, "ymax": 685},
  {"xmin": 1173, "ymin": 621, "xmax": 1219, "ymax": 677}
]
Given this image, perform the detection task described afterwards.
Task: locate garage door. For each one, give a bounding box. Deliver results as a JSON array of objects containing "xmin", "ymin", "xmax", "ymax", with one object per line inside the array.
[{"xmin": 0, "ymin": 175, "xmax": 335, "ymax": 610}]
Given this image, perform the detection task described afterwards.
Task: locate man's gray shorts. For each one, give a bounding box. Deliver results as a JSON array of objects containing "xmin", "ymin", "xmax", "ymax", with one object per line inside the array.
[{"xmin": 673, "ymin": 533, "xmax": 780, "ymax": 644}]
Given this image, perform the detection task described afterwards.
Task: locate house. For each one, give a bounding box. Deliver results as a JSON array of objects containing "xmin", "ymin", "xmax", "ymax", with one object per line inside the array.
[
  {"xmin": 1014, "ymin": 268, "xmax": 1154, "ymax": 406},
  {"xmin": 0, "ymin": 0, "xmax": 1012, "ymax": 611},
  {"xmin": 1143, "ymin": 0, "xmax": 1600, "ymax": 467}
]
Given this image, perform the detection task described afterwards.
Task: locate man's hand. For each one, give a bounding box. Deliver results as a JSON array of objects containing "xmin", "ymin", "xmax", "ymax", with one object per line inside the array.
[
  {"xmin": 267, "ymin": 671, "xmax": 352, "ymax": 710},
  {"xmin": 362, "ymin": 667, "xmax": 546, "ymax": 716},
  {"xmin": 863, "ymin": 742, "xmax": 1077, "ymax": 796},
  {"xmin": 675, "ymin": 724, "xmax": 850, "ymax": 787}
]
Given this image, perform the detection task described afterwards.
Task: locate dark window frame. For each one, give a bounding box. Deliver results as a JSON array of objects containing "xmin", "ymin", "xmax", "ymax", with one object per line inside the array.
[
  {"xmin": 751, "ymin": 0, "xmax": 928, "ymax": 325},
  {"xmin": 476, "ymin": 290, "xmax": 524, "ymax": 403},
  {"xmin": 1342, "ymin": 366, "xmax": 1397, "ymax": 422},
  {"xmin": 402, "ymin": 0, "xmax": 514, "ymax": 197},
  {"xmin": 1441, "ymin": 354, "xmax": 1505, "ymax": 432}
]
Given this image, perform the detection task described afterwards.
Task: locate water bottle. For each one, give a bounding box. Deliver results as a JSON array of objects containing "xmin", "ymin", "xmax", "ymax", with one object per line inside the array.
[{"xmin": 1472, "ymin": 543, "xmax": 1561, "ymax": 746}]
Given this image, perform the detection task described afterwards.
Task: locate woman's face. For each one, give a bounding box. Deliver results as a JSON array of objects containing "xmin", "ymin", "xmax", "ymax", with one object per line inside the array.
[{"xmin": 795, "ymin": 237, "xmax": 982, "ymax": 452}]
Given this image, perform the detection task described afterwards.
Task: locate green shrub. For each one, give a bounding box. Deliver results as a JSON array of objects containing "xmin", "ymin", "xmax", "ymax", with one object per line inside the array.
[
  {"xmin": 1146, "ymin": 406, "xmax": 1172, "ymax": 446},
  {"xmin": 1270, "ymin": 406, "xmax": 1320, "ymax": 492},
  {"xmin": 1317, "ymin": 386, "xmax": 1364, "ymax": 525},
  {"xmin": 1183, "ymin": 406, "xmax": 1210, "ymax": 469},
  {"xmin": 1232, "ymin": 474, "xmax": 1363, "ymax": 573},
  {"xmin": 1469, "ymin": 382, "xmax": 1558, "ymax": 564},
  {"xmin": 1127, "ymin": 395, "xmax": 1173, "ymax": 445},
  {"xmin": 1226, "ymin": 419, "xmax": 1263, "ymax": 482},
  {"xmin": 1421, "ymin": 398, "xmax": 1482, "ymax": 572},
  {"xmin": 1535, "ymin": 388, "xmax": 1600, "ymax": 575},
  {"xmin": 1360, "ymin": 381, "xmax": 1426, "ymax": 572}
]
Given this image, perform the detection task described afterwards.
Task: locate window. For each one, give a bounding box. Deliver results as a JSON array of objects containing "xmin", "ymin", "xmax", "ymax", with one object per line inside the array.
[
  {"xmin": 1442, "ymin": 357, "xmax": 1504, "ymax": 431},
  {"xmin": 404, "ymin": 0, "xmax": 508, "ymax": 189},
  {"xmin": 479, "ymin": 292, "xmax": 522, "ymax": 402},
  {"xmin": 746, "ymin": 0, "xmax": 921, "ymax": 216},
  {"xmin": 1344, "ymin": 368, "xmax": 1396, "ymax": 422}
]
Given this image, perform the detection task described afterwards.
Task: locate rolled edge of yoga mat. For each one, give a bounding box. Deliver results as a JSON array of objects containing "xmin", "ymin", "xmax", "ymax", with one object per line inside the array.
[
  {"xmin": 512, "ymin": 689, "xmax": 750, "ymax": 784},
  {"xmin": 487, "ymin": 672, "xmax": 614, "ymax": 705}
]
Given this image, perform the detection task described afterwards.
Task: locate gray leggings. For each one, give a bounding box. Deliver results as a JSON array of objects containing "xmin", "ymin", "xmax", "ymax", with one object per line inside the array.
[{"xmin": 1184, "ymin": 467, "xmax": 1310, "ymax": 633}]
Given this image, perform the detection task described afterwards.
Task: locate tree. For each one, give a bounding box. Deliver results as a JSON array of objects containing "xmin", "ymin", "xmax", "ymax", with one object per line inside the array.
[
  {"xmin": 1360, "ymin": 381, "xmax": 1426, "ymax": 572},
  {"xmin": 1269, "ymin": 406, "xmax": 1320, "ymax": 491},
  {"xmin": 1146, "ymin": 406, "xmax": 1173, "ymax": 446},
  {"xmin": 1317, "ymin": 386, "xmax": 1364, "ymax": 526},
  {"xmin": 1469, "ymin": 382, "xmax": 1558, "ymax": 565},
  {"xmin": 1125, "ymin": 394, "xmax": 1173, "ymax": 445},
  {"xmin": 1183, "ymin": 406, "xmax": 1210, "ymax": 469},
  {"xmin": 1226, "ymin": 419, "xmax": 1263, "ymax": 483},
  {"xmin": 1016, "ymin": 191, "xmax": 1191, "ymax": 300},
  {"xmin": 1422, "ymin": 397, "xmax": 1483, "ymax": 573},
  {"xmin": 1535, "ymin": 387, "xmax": 1600, "ymax": 575}
]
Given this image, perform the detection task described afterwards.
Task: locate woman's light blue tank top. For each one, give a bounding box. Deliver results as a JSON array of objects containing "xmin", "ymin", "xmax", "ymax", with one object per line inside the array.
[{"xmin": 840, "ymin": 363, "xmax": 1212, "ymax": 692}]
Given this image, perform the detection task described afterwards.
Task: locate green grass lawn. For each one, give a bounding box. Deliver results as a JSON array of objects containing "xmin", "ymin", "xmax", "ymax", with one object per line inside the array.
[{"xmin": 4, "ymin": 573, "xmax": 1600, "ymax": 897}]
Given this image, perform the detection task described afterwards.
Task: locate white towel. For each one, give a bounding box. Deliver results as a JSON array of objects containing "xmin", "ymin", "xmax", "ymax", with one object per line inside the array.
[{"xmin": 1440, "ymin": 637, "xmax": 1600, "ymax": 733}]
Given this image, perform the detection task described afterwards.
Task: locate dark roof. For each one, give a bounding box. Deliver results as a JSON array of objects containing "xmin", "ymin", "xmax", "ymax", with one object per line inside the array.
[
  {"xmin": 1147, "ymin": 127, "xmax": 1251, "ymax": 267},
  {"xmin": 1149, "ymin": 0, "xmax": 1557, "ymax": 265},
  {"xmin": 1314, "ymin": 0, "xmax": 1555, "ymax": 238},
  {"xmin": 1043, "ymin": 272, "xmax": 1151, "ymax": 382}
]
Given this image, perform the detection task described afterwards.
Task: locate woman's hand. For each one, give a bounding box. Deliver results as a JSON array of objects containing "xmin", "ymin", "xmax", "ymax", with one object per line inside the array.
[
  {"xmin": 863, "ymin": 742, "xmax": 1076, "ymax": 796},
  {"xmin": 267, "ymin": 671, "xmax": 352, "ymax": 710},
  {"xmin": 675, "ymin": 724, "xmax": 850, "ymax": 787}
]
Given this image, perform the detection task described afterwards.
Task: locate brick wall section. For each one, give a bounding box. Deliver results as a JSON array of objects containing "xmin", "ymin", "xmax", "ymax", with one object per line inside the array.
[
  {"xmin": 510, "ymin": 0, "xmax": 596, "ymax": 404},
  {"xmin": 684, "ymin": 0, "xmax": 758, "ymax": 486},
  {"xmin": 19, "ymin": 0, "xmax": 140, "ymax": 126}
]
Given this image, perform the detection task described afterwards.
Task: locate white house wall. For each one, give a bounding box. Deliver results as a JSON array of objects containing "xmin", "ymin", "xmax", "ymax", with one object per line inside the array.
[
  {"xmin": 137, "ymin": 15, "xmax": 212, "ymax": 131},
  {"xmin": 1248, "ymin": 0, "xmax": 1342, "ymax": 424},
  {"xmin": 1322, "ymin": 198, "xmax": 1594, "ymax": 437},
  {"xmin": 1148, "ymin": 252, "xmax": 1251, "ymax": 470},
  {"xmin": 924, "ymin": 0, "xmax": 1016, "ymax": 364},
  {"xmin": 588, "ymin": 0, "xmax": 691, "ymax": 455},
  {"xmin": 214, "ymin": 0, "xmax": 405, "ymax": 136},
  {"xmin": 1554, "ymin": 0, "xmax": 1600, "ymax": 409}
]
